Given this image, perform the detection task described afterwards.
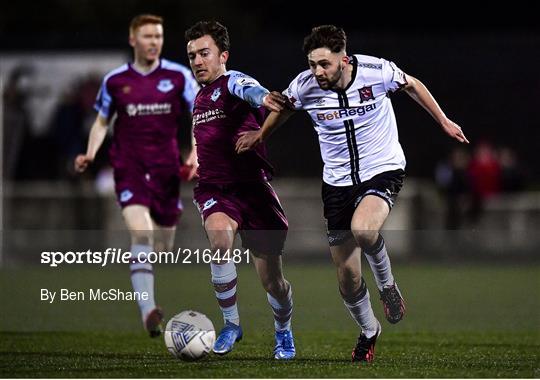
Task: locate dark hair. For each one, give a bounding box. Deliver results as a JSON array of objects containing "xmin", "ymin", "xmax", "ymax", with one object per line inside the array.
[
  {"xmin": 185, "ymin": 21, "xmax": 230, "ymax": 52},
  {"xmin": 302, "ymin": 25, "xmax": 347, "ymax": 55},
  {"xmin": 129, "ymin": 14, "xmax": 163, "ymax": 34}
]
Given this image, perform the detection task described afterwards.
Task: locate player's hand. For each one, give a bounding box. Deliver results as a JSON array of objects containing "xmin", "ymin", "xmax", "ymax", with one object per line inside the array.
[
  {"xmin": 236, "ymin": 130, "xmax": 263, "ymax": 153},
  {"xmin": 441, "ymin": 119, "xmax": 469, "ymax": 144},
  {"xmin": 182, "ymin": 149, "xmax": 199, "ymax": 181},
  {"xmin": 262, "ymin": 91, "xmax": 287, "ymax": 112},
  {"xmin": 74, "ymin": 154, "xmax": 93, "ymax": 173}
]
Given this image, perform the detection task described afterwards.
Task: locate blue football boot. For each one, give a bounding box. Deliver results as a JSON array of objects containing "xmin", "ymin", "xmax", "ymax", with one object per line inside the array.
[
  {"xmin": 213, "ymin": 321, "xmax": 243, "ymax": 355},
  {"xmin": 273, "ymin": 329, "xmax": 296, "ymax": 360}
]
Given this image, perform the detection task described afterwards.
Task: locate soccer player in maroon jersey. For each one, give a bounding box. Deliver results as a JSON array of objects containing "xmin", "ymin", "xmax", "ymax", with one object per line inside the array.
[
  {"xmin": 185, "ymin": 21, "xmax": 295, "ymax": 359},
  {"xmin": 74, "ymin": 14, "xmax": 199, "ymax": 337}
]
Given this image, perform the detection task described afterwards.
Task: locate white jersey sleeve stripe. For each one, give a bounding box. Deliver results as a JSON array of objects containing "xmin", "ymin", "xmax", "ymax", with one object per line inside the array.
[{"xmin": 382, "ymin": 59, "xmax": 408, "ymax": 93}]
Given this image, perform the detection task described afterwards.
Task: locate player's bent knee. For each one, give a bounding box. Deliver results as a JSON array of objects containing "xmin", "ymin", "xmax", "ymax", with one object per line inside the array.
[
  {"xmin": 206, "ymin": 221, "xmax": 236, "ymax": 253},
  {"xmin": 351, "ymin": 229, "xmax": 379, "ymax": 250},
  {"xmin": 209, "ymin": 239, "xmax": 232, "ymax": 254}
]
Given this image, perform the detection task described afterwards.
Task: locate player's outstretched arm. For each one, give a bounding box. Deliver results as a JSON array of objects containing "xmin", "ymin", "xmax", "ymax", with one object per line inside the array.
[
  {"xmin": 74, "ymin": 115, "xmax": 108, "ymax": 173},
  {"xmin": 235, "ymin": 109, "xmax": 294, "ymax": 153},
  {"xmin": 262, "ymin": 91, "xmax": 288, "ymax": 112},
  {"xmin": 403, "ymin": 75, "xmax": 469, "ymax": 144}
]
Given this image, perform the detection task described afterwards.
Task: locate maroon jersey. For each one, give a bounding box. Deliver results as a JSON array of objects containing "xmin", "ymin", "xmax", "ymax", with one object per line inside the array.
[
  {"xmin": 95, "ymin": 59, "xmax": 199, "ymax": 169},
  {"xmin": 192, "ymin": 70, "xmax": 274, "ymax": 183}
]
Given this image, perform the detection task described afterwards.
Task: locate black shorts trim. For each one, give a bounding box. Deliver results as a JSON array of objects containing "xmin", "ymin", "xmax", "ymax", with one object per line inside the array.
[{"xmin": 322, "ymin": 169, "xmax": 405, "ymax": 246}]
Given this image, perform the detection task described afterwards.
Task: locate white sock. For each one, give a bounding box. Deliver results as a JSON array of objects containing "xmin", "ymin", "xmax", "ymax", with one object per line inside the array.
[
  {"xmin": 341, "ymin": 279, "xmax": 379, "ymax": 338},
  {"xmin": 210, "ymin": 262, "xmax": 240, "ymax": 326},
  {"xmin": 267, "ymin": 284, "xmax": 293, "ymax": 332},
  {"xmin": 129, "ymin": 244, "xmax": 156, "ymax": 319},
  {"xmin": 364, "ymin": 234, "xmax": 394, "ymax": 291}
]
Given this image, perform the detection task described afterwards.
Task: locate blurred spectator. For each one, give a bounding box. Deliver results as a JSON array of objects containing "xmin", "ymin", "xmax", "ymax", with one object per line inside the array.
[
  {"xmin": 50, "ymin": 83, "xmax": 85, "ymax": 178},
  {"xmin": 498, "ymin": 146, "xmax": 525, "ymax": 192},
  {"xmin": 436, "ymin": 143, "xmax": 529, "ymax": 229},
  {"xmin": 2, "ymin": 65, "xmax": 34, "ymax": 180},
  {"xmin": 468, "ymin": 141, "xmax": 501, "ymax": 223},
  {"xmin": 435, "ymin": 147, "xmax": 471, "ymax": 229},
  {"xmin": 49, "ymin": 74, "xmax": 102, "ymax": 179}
]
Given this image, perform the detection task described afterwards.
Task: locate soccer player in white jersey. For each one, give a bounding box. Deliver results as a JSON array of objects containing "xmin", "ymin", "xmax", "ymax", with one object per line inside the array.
[
  {"xmin": 236, "ymin": 25, "xmax": 468, "ymax": 362},
  {"xmin": 75, "ymin": 14, "xmax": 199, "ymax": 337}
]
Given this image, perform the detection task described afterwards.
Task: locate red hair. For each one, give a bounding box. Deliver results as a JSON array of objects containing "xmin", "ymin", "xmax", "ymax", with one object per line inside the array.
[{"xmin": 129, "ymin": 14, "xmax": 163, "ymax": 35}]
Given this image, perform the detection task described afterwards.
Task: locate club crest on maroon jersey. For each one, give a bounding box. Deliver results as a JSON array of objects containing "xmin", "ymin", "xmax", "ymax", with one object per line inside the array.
[
  {"xmin": 211, "ymin": 88, "xmax": 221, "ymax": 102},
  {"xmin": 157, "ymin": 79, "xmax": 174, "ymax": 93}
]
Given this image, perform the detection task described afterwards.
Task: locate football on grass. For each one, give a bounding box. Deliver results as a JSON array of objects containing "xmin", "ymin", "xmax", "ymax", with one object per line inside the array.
[{"xmin": 164, "ymin": 310, "xmax": 216, "ymax": 361}]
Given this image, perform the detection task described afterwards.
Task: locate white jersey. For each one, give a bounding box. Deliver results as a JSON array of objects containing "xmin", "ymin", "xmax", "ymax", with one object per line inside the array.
[{"xmin": 285, "ymin": 54, "xmax": 407, "ymax": 186}]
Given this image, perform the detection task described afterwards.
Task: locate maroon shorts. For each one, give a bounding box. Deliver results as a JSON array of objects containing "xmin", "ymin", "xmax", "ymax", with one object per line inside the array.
[
  {"xmin": 193, "ymin": 181, "xmax": 288, "ymax": 255},
  {"xmin": 114, "ymin": 165, "xmax": 182, "ymax": 227}
]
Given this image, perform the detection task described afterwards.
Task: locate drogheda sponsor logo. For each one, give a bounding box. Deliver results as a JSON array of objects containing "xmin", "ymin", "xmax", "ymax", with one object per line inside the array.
[
  {"xmin": 193, "ymin": 109, "xmax": 226, "ymax": 126},
  {"xmin": 126, "ymin": 102, "xmax": 172, "ymax": 116}
]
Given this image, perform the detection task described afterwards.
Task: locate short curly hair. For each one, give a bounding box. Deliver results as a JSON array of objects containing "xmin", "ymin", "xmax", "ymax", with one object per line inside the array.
[
  {"xmin": 303, "ymin": 25, "xmax": 347, "ymax": 55},
  {"xmin": 185, "ymin": 21, "xmax": 230, "ymax": 53}
]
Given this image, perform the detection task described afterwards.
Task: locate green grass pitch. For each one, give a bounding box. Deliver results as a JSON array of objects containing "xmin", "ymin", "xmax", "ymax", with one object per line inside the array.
[{"xmin": 1, "ymin": 263, "xmax": 539, "ymax": 377}]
